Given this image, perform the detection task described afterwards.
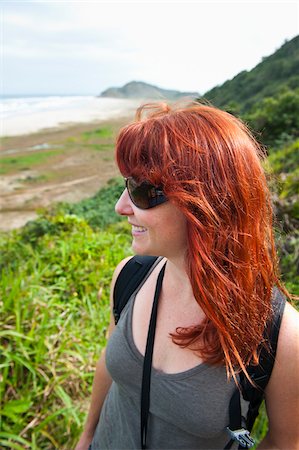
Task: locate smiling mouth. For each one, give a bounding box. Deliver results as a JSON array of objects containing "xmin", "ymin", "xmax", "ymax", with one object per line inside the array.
[{"xmin": 132, "ymin": 225, "xmax": 147, "ymax": 233}]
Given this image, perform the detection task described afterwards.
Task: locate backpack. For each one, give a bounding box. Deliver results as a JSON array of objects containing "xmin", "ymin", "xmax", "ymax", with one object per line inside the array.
[{"xmin": 113, "ymin": 255, "xmax": 286, "ymax": 449}]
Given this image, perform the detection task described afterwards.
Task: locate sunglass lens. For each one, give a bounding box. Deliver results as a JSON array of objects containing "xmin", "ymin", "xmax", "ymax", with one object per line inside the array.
[{"xmin": 127, "ymin": 178, "xmax": 150, "ymax": 209}]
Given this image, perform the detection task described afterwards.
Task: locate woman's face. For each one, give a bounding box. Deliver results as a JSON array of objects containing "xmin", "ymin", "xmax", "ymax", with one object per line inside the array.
[{"xmin": 115, "ymin": 187, "xmax": 188, "ymax": 260}]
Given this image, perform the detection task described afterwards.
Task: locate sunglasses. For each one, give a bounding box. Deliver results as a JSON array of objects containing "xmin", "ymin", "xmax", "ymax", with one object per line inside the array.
[{"xmin": 125, "ymin": 177, "xmax": 168, "ymax": 209}]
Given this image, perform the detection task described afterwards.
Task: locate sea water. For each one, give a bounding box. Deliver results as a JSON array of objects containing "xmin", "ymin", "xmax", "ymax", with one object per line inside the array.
[{"xmin": 0, "ymin": 95, "xmax": 140, "ymax": 137}]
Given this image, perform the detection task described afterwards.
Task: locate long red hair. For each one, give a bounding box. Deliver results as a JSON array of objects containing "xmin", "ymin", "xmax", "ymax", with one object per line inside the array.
[{"xmin": 115, "ymin": 101, "xmax": 285, "ymax": 378}]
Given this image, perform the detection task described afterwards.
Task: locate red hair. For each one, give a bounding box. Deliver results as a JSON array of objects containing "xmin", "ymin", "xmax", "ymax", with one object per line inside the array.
[{"xmin": 116, "ymin": 101, "xmax": 286, "ymax": 378}]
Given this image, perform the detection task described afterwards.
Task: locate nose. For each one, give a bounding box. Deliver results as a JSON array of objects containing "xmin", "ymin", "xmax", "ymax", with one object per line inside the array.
[{"xmin": 115, "ymin": 188, "xmax": 134, "ymax": 216}]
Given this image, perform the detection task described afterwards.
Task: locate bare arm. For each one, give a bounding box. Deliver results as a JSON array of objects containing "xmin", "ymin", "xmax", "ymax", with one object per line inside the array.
[
  {"xmin": 257, "ymin": 302, "xmax": 299, "ymax": 450},
  {"xmin": 75, "ymin": 256, "xmax": 133, "ymax": 450},
  {"xmin": 75, "ymin": 348, "xmax": 113, "ymax": 449}
]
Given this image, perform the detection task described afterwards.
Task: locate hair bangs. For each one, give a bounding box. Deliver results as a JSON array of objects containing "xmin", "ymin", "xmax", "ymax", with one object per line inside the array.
[{"xmin": 116, "ymin": 119, "xmax": 169, "ymax": 186}]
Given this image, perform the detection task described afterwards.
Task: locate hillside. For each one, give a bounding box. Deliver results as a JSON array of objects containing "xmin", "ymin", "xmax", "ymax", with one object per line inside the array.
[
  {"xmin": 99, "ymin": 80, "xmax": 199, "ymax": 100},
  {"xmin": 203, "ymin": 35, "xmax": 299, "ymax": 113}
]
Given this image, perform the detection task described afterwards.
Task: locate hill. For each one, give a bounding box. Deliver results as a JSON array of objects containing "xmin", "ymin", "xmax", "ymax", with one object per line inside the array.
[
  {"xmin": 99, "ymin": 80, "xmax": 199, "ymax": 100},
  {"xmin": 203, "ymin": 35, "xmax": 299, "ymax": 114}
]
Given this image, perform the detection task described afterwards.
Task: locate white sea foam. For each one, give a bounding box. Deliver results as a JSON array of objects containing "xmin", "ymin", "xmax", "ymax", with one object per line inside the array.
[{"xmin": 0, "ymin": 96, "xmax": 141, "ymax": 137}]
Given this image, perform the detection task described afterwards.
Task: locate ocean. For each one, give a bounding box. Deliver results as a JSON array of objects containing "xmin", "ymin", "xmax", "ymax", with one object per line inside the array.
[{"xmin": 0, "ymin": 95, "xmax": 140, "ymax": 137}]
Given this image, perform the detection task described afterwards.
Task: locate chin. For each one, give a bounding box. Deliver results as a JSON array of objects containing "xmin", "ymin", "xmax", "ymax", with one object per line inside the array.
[
  {"xmin": 132, "ymin": 243, "xmax": 157, "ymax": 257},
  {"xmin": 132, "ymin": 247, "xmax": 148, "ymax": 256}
]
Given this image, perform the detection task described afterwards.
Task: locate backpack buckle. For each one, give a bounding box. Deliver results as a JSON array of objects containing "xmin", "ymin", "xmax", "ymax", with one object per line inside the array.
[{"xmin": 226, "ymin": 427, "xmax": 255, "ymax": 448}]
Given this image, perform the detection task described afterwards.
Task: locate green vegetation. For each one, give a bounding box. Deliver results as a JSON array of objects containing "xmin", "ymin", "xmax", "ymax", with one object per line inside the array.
[
  {"xmin": 203, "ymin": 35, "xmax": 299, "ymax": 114},
  {"xmin": 47, "ymin": 177, "xmax": 125, "ymax": 229},
  {"xmin": 0, "ymin": 150, "xmax": 62, "ymax": 175},
  {"xmin": 267, "ymin": 139, "xmax": 299, "ymax": 175},
  {"xmin": 244, "ymin": 89, "xmax": 299, "ymax": 148},
  {"xmin": 0, "ymin": 182, "xmax": 133, "ymax": 449},
  {"xmin": 62, "ymin": 126, "xmax": 114, "ymax": 147},
  {"xmin": 80, "ymin": 127, "xmax": 115, "ymax": 151},
  {"xmin": 55, "ymin": 125, "xmax": 116, "ymax": 155},
  {"xmin": 202, "ymin": 35, "xmax": 299, "ymax": 148},
  {"xmin": 1, "ymin": 37, "xmax": 298, "ymax": 449},
  {"xmin": 82, "ymin": 126, "xmax": 113, "ymax": 140},
  {"xmin": 264, "ymin": 140, "xmax": 299, "ymax": 296},
  {"xmin": 20, "ymin": 174, "xmax": 51, "ymax": 185}
]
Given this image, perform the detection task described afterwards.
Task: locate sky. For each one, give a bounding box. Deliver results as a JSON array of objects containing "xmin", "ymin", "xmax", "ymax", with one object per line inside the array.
[{"xmin": 1, "ymin": 0, "xmax": 298, "ymax": 97}]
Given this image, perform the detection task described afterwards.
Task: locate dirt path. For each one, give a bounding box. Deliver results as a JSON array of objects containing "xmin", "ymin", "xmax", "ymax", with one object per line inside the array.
[{"xmin": 0, "ymin": 117, "xmax": 130, "ymax": 231}]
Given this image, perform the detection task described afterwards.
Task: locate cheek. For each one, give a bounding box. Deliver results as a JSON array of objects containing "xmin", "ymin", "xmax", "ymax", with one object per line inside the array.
[
  {"xmin": 173, "ymin": 220, "xmax": 188, "ymax": 248},
  {"xmin": 160, "ymin": 208, "xmax": 188, "ymax": 244}
]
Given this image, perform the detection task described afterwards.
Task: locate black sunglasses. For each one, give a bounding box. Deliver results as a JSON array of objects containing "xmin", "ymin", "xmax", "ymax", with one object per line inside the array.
[{"xmin": 125, "ymin": 177, "xmax": 168, "ymax": 209}]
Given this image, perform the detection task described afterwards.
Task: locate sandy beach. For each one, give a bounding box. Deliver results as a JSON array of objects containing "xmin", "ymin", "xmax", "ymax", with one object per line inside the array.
[
  {"xmin": 0, "ymin": 113, "xmax": 135, "ymax": 231},
  {"xmin": 1, "ymin": 96, "xmax": 141, "ymax": 137}
]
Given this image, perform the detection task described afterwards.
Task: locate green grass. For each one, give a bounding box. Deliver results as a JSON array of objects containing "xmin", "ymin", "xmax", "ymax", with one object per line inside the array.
[
  {"xmin": 0, "ymin": 209, "xmax": 290, "ymax": 449},
  {"xmin": 0, "ymin": 178, "xmax": 132, "ymax": 448},
  {"xmin": 0, "ymin": 151, "xmax": 62, "ymax": 175},
  {"xmin": 58, "ymin": 126, "xmax": 115, "ymax": 154},
  {"xmin": 19, "ymin": 175, "xmax": 51, "ymax": 184},
  {"xmin": 52, "ymin": 177, "xmax": 124, "ymax": 229},
  {"xmin": 267, "ymin": 139, "xmax": 299, "ymax": 174},
  {"xmin": 251, "ymin": 402, "xmax": 268, "ymax": 448},
  {"xmin": 90, "ymin": 143, "xmax": 115, "ymax": 152},
  {"xmin": 81, "ymin": 127, "xmax": 113, "ymax": 140},
  {"xmin": 80, "ymin": 127, "xmax": 115, "ymax": 152},
  {"xmin": 0, "ymin": 215, "xmax": 132, "ymax": 449}
]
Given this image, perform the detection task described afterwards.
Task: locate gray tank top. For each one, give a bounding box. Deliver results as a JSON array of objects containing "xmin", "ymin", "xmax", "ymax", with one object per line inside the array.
[{"xmin": 91, "ymin": 261, "xmax": 242, "ymax": 449}]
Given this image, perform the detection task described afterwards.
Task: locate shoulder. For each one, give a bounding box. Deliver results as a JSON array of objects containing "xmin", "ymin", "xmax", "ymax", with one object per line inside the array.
[
  {"xmin": 105, "ymin": 256, "xmax": 135, "ymax": 338},
  {"xmin": 110, "ymin": 255, "xmax": 162, "ymax": 294},
  {"xmin": 267, "ymin": 301, "xmax": 299, "ymax": 392},
  {"xmin": 110, "ymin": 256, "xmax": 135, "ymax": 293},
  {"xmin": 263, "ymin": 301, "xmax": 299, "ymax": 447},
  {"xmin": 273, "ymin": 301, "xmax": 299, "ymax": 371}
]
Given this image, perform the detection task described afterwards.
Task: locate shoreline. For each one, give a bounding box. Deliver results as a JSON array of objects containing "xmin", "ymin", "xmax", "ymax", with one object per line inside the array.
[
  {"xmin": 0, "ymin": 114, "xmax": 135, "ymax": 149},
  {"xmin": 1, "ymin": 96, "xmax": 141, "ymax": 137},
  {"xmin": 0, "ymin": 115, "xmax": 133, "ymax": 232}
]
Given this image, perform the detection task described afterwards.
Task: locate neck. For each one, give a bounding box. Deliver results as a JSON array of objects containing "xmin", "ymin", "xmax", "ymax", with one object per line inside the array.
[{"xmin": 164, "ymin": 255, "xmax": 194, "ymax": 299}]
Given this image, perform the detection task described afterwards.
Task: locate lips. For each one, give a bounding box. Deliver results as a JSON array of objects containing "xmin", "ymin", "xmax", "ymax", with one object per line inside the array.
[{"xmin": 131, "ymin": 224, "xmax": 147, "ymax": 233}]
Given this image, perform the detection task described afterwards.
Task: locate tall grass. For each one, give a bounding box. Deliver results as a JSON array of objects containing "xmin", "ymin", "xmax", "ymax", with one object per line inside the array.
[{"xmin": 0, "ymin": 214, "xmax": 132, "ymax": 449}]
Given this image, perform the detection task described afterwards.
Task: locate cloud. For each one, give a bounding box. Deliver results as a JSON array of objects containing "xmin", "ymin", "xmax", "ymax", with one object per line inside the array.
[{"xmin": 2, "ymin": 1, "xmax": 298, "ymax": 95}]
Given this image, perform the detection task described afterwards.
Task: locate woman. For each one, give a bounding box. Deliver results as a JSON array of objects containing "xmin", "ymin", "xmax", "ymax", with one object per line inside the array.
[{"xmin": 76, "ymin": 102, "xmax": 299, "ymax": 450}]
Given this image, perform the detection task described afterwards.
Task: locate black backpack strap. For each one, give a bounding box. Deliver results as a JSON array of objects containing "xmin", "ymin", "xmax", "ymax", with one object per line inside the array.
[
  {"xmin": 141, "ymin": 263, "xmax": 167, "ymax": 449},
  {"xmin": 225, "ymin": 287, "xmax": 286, "ymax": 449},
  {"xmin": 241, "ymin": 287, "xmax": 286, "ymax": 429},
  {"xmin": 113, "ymin": 255, "xmax": 159, "ymax": 324}
]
